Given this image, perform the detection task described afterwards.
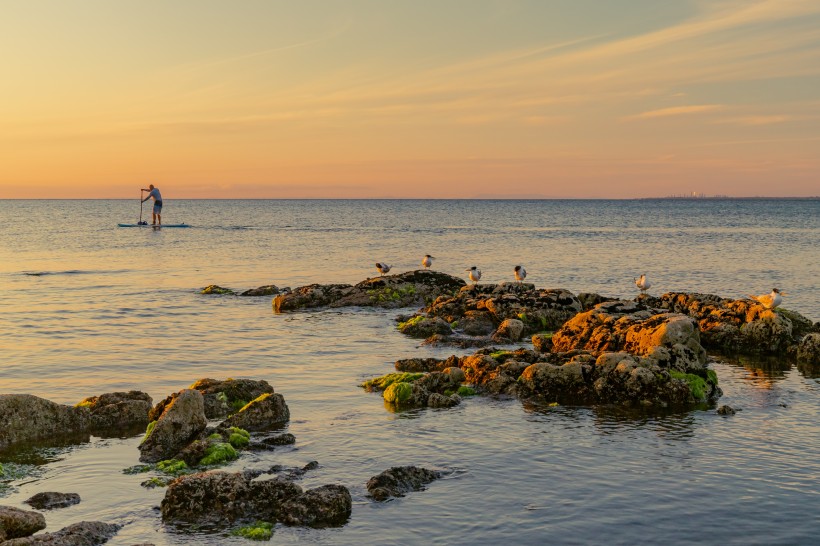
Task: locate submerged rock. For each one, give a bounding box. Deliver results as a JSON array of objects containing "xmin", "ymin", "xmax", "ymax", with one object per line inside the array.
[
  {"xmin": 1, "ymin": 520, "xmax": 120, "ymax": 545},
  {"xmin": 0, "ymin": 506, "xmax": 46, "ymax": 542},
  {"xmin": 201, "ymin": 285, "xmax": 236, "ymax": 295},
  {"xmin": 240, "ymin": 284, "xmax": 282, "ymax": 297},
  {"xmin": 717, "ymin": 405, "xmax": 736, "ymax": 415},
  {"xmin": 139, "ymin": 389, "xmax": 207, "ymax": 463},
  {"xmin": 273, "ymin": 270, "xmax": 466, "ymax": 312},
  {"xmin": 366, "ymin": 466, "xmax": 442, "ymax": 501},
  {"xmin": 24, "ymin": 492, "xmax": 81, "ymax": 510},
  {"xmin": 160, "ymin": 471, "xmax": 351, "ymax": 528}
]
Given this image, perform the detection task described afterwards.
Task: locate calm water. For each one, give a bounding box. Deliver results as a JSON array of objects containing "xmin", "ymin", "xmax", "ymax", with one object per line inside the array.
[{"xmin": 1, "ymin": 199, "xmax": 819, "ymax": 545}]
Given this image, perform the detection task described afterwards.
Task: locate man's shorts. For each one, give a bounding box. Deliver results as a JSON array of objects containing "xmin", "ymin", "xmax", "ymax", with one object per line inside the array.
[{"xmin": 153, "ymin": 200, "xmax": 163, "ymax": 214}]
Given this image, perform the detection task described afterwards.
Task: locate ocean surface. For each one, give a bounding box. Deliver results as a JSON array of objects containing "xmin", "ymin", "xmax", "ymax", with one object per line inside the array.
[{"xmin": 1, "ymin": 199, "xmax": 818, "ymax": 545}]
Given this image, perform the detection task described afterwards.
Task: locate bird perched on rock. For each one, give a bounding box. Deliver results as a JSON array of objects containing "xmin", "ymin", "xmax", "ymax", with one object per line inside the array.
[
  {"xmin": 375, "ymin": 263, "xmax": 392, "ymax": 276},
  {"xmin": 465, "ymin": 266, "xmax": 481, "ymax": 284},
  {"xmin": 514, "ymin": 265, "xmax": 527, "ymax": 283},
  {"xmin": 421, "ymin": 255, "xmax": 435, "ymax": 269},
  {"xmin": 635, "ymin": 274, "xmax": 651, "ymax": 293},
  {"xmin": 749, "ymin": 288, "xmax": 785, "ymax": 309}
]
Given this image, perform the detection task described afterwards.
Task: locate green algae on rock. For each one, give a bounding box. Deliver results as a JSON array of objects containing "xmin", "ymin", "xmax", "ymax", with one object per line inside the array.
[
  {"xmin": 231, "ymin": 521, "xmax": 274, "ymax": 541},
  {"xmin": 200, "ymin": 442, "xmax": 238, "ymax": 466},
  {"xmin": 201, "ymin": 285, "xmax": 236, "ymax": 295},
  {"xmin": 360, "ymin": 372, "xmax": 424, "ymax": 392},
  {"xmin": 383, "ymin": 382, "xmax": 413, "ymax": 404}
]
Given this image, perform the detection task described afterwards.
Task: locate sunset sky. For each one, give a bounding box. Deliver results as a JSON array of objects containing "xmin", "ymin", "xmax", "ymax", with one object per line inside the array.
[{"xmin": 1, "ymin": 0, "xmax": 819, "ymax": 198}]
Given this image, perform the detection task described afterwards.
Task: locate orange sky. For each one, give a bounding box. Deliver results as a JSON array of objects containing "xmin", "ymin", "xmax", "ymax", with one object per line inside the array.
[{"xmin": 1, "ymin": 0, "xmax": 819, "ymax": 198}]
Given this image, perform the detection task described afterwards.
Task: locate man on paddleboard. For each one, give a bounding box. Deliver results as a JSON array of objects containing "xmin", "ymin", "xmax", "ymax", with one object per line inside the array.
[{"xmin": 141, "ymin": 184, "xmax": 163, "ymax": 226}]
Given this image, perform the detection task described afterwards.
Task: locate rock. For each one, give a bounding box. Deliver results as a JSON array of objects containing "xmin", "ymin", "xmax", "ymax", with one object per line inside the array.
[
  {"xmin": 797, "ymin": 333, "xmax": 820, "ymax": 365},
  {"xmin": 366, "ymin": 466, "xmax": 442, "ymax": 501},
  {"xmin": 219, "ymin": 393, "xmax": 290, "ymax": 431},
  {"xmin": 76, "ymin": 391, "xmax": 152, "ymax": 430},
  {"xmin": 259, "ymin": 433, "xmax": 296, "ymax": 447},
  {"xmin": 186, "ymin": 378, "xmax": 275, "ymax": 419},
  {"xmin": 1, "ymin": 520, "xmax": 120, "ymax": 545},
  {"xmin": 139, "ymin": 389, "xmax": 207, "ymax": 463},
  {"xmin": 492, "ymin": 318, "xmax": 525, "ymax": 342},
  {"xmin": 577, "ymin": 293, "xmax": 617, "ymax": 311},
  {"xmin": 0, "ymin": 506, "xmax": 46, "ymax": 541},
  {"xmin": 273, "ymin": 270, "xmax": 465, "ymax": 312},
  {"xmin": 394, "ymin": 357, "xmax": 449, "ymax": 373},
  {"xmin": 552, "ymin": 301, "xmax": 707, "ymax": 373},
  {"xmin": 240, "ymin": 285, "xmax": 281, "ymax": 297},
  {"xmin": 398, "ymin": 317, "xmax": 453, "ymax": 338},
  {"xmin": 650, "ymin": 292, "xmax": 814, "ymax": 354},
  {"xmin": 717, "ymin": 405, "xmax": 736, "ymax": 415},
  {"xmin": 279, "ymin": 484, "xmax": 352, "ymax": 527},
  {"xmin": 532, "ymin": 333, "xmax": 553, "ymax": 353},
  {"xmin": 24, "ymin": 492, "xmax": 81, "ymax": 510},
  {"xmin": 160, "ymin": 471, "xmax": 351, "ymax": 528},
  {"xmin": 0, "ymin": 395, "xmax": 89, "ymax": 450},
  {"xmin": 201, "ymin": 285, "xmax": 236, "ymax": 295},
  {"xmin": 427, "ymin": 393, "xmax": 461, "ymax": 408}
]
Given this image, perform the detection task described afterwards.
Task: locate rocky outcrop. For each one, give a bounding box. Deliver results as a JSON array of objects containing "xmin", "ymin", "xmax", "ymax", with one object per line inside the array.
[
  {"xmin": 273, "ymin": 270, "xmax": 466, "ymax": 312},
  {"xmin": 551, "ymin": 300, "xmax": 707, "ymax": 373},
  {"xmin": 75, "ymin": 391, "xmax": 152, "ymax": 430},
  {"xmin": 361, "ymin": 369, "xmax": 466, "ymax": 409},
  {"xmin": 397, "ymin": 283, "xmax": 582, "ymax": 346},
  {"xmin": 219, "ymin": 393, "xmax": 290, "ymax": 432},
  {"xmin": 201, "ymin": 285, "xmax": 235, "ymax": 295},
  {"xmin": 160, "ymin": 471, "xmax": 351, "ymax": 528},
  {"xmin": 366, "ymin": 466, "xmax": 441, "ymax": 501},
  {"xmin": 24, "ymin": 492, "xmax": 81, "ymax": 510},
  {"xmin": 186, "ymin": 378, "xmax": 274, "ymax": 419},
  {"xmin": 641, "ymin": 292, "xmax": 815, "ymax": 355},
  {"xmin": 139, "ymin": 389, "xmax": 207, "ymax": 463},
  {"xmin": 240, "ymin": 285, "xmax": 282, "ymax": 297},
  {"xmin": 0, "ymin": 506, "xmax": 46, "ymax": 542},
  {"xmin": 1, "ymin": 520, "xmax": 120, "ymax": 545}
]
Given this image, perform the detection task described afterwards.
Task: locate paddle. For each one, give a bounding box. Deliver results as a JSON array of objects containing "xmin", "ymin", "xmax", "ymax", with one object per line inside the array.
[{"xmin": 139, "ymin": 189, "xmax": 145, "ymax": 225}]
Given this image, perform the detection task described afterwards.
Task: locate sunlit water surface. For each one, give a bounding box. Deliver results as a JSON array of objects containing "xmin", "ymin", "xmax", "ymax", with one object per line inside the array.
[{"xmin": 1, "ymin": 199, "xmax": 818, "ymax": 545}]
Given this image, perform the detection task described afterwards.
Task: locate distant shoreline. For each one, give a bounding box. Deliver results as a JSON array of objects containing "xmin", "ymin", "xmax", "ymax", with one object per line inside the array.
[{"xmin": 0, "ymin": 196, "xmax": 818, "ymax": 201}]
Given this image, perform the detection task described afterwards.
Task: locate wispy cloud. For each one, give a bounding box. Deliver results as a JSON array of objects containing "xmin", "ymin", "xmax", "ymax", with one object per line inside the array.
[{"xmin": 627, "ymin": 104, "xmax": 724, "ymax": 120}]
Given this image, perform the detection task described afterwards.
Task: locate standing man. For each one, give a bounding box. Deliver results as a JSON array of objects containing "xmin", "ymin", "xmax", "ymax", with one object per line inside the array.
[{"xmin": 141, "ymin": 184, "xmax": 163, "ymax": 226}]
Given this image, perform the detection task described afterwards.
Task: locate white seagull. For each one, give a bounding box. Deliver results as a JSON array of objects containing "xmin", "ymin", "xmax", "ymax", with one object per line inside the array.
[
  {"xmin": 421, "ymin": 255, "xmax": 435, "ymax": 269},
  {"xmin": 635, "ymin": 274, "xmax": 651, "ymax": 293},
  {"xmin": 465, "ymin": 266, "xmax": 481, "ymax": 284},
  {"xmin": 514, "ymin": 265, "xmax": 527, "ymax": 283},
  {"xmin": 749, "ymin": 288, "xmax": 785, "ymax": 309},
  {"xmin": 375, "ymin": 262, "xmax": 392, "ymax": 276}
]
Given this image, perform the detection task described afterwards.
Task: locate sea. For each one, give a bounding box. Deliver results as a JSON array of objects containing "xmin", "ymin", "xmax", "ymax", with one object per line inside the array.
[{"xmin": 1, "ymin": 199, "xmax": 818, "ymax": 545}]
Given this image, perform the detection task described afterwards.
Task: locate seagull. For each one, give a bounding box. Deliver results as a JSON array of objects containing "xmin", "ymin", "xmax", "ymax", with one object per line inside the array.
[
  {"xmin": 635, "ymin": 274, "xmax": 651, "ymax": 293},
  {"xmin": 749, "ymin": 288, "xmax": 785, "ymax": 309},
  {"xmin": 465, "ymin": 266, "xmax": 481, "ymax": 284},
  {"xmin": 421, "ymin": 255, "xmax": 435, "ymax": 269},
  {"xmin": 375, "ymin": 262, "xmax": 392, "ymax": 276},
  {"xmin": 514, "ymin": 265, "xmax": 527, "ymax": 283}
]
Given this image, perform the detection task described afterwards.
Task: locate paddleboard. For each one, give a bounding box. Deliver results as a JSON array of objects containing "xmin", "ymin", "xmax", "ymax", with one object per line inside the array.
[{"xmin": 118, "ymin": 223, "xmax": 190, "ymax": 228}]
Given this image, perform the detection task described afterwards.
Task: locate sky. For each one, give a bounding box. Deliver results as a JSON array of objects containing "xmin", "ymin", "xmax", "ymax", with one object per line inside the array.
[{"xmin": 1, "ymin": 0, "xmax": 819, "ymax": 199}]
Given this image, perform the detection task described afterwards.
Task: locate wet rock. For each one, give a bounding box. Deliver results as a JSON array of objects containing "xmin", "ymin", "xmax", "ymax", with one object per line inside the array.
[
  {"xmin": 187, "ymin": 378, "xmax": 274, "ymax": 419},
  {"xmin": 532, "ymin": 332, "xmax": 554, "ymax": 353},
  {"xmin": 160, "ymin": 471, "xmax": 351, "ymax": 528},
  {"xmin": 24, "ymin": 492, "xmax": 81, "ymax": 510},
  {"xmin": 240, "ymin": 285, "xmax": 281, "ymax": 297},
  {"xmin": 219, "ymin": 393, "xmax": 290, "ymax": 431},
  {"xmin": 139, "ymin": 389, "xmax": 207, "ymax": 463},
  {"xmin": 492, "ymin": 318, "xmax": 525, "ymax": 342},
  {"xmin": 1, "ymin": 520, "xmax": 121, "ymax": 545},
  {"xmin": 201, "ymin": 285, "xmax": 236, "ymax": 295},
  {"xmin": 273, "ymin": 270, "xmax": 466, "ymax": 311},
  {"xmin": 427, "ymin": 393, "xmax": 461, "ymax": 408},
  {"xmin": 460, "ymin": 310, "xmax": 497, "ymax": 336},
  {"xmin": 76, "ymin": 391, "xmax": 152, "ymax": 430},
  {"xmin": 0, "ymin": 395, "xmax": 89, "ymax": 450},
  {"xmin": 398, "ymin": 316, "xmax": 453, "ymax": 338},
  {"xmin": 394, "ymin": 357, "xmax": 449, "ymax": 373},
  {"xmin": 552, "ymin": 301, "xmax": 707, "ymax": 373},
  {"xmin": 366, "ymin": 466, "xmax": 442, "ymax": 501},
  {"xmin": 279, "ymin": 484, "xmax": 352, "ymax": 527},
  {"xmin": 0, "ymin": 506, "xmax": 46, "ymax": 541},
  {"xmin": 796, "ymin": 333, "xmax": 820, "ymax": 365},
  {"xmin": 717, "ymin": 405, "xmax": 736, "ymax": 415},
  {"xmin": 259, "ymin": 433, "xmax": 296, "ymax": 447},
  {"xmin": 577, "ymin": 292, "xmax": 617, "ymax": 311}
]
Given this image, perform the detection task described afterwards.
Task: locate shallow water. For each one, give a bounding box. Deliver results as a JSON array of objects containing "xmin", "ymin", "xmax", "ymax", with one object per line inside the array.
[{"xmin": 1, "ymin": 199, "xmax": 819, "ymax": 544}]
